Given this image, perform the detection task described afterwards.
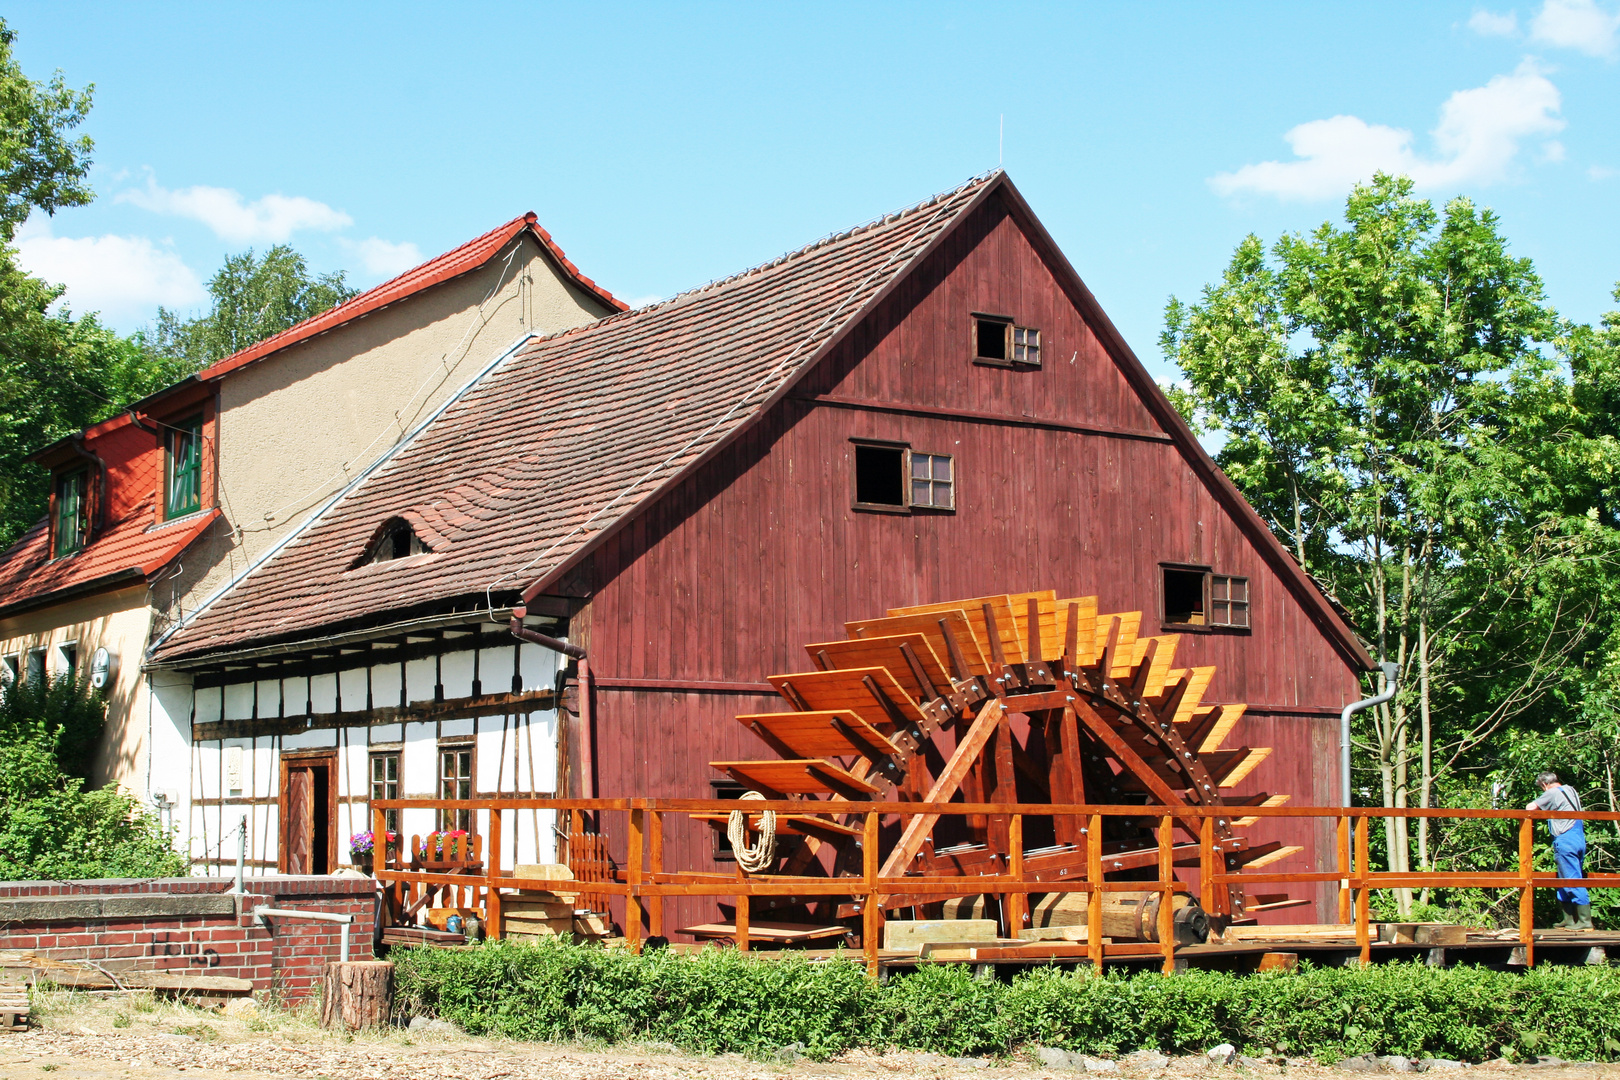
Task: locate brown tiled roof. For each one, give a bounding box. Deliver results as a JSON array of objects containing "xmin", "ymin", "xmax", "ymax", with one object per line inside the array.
[
  {"xmin": 150, "ymin": 176, "xmax": 997, "ymax": 661},
  {"xmin": 0, "ymin": 498, "xmax": 220, "ymax": 618}
]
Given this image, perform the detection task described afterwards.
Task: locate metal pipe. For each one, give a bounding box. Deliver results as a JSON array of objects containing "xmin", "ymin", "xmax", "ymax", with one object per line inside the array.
[
  {"xmin": 508, "ymin": 610, "xmax": 587, "ymax": 660},
  {"xmin": 1341, "ymin": 661, "xmax": 1400, "ymax": 807},
  {"xmin": 252, "ymin": 906, "xmax": 356, "ymax": 963}
]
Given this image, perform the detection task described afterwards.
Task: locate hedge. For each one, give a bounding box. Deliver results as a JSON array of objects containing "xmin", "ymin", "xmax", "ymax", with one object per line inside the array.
[{"xmin": 390, "ymin": 939, "xmax": 1620, "ymax": 1062}]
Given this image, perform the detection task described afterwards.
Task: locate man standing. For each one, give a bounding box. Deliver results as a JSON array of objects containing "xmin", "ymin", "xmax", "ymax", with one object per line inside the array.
[{"xmin": 1527, "ymin": 771, "xmax": 1592, "ymax": 930}]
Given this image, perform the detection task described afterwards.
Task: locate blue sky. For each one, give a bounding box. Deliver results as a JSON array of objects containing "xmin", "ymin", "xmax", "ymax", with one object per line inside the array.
[{"xmin": 7, "ymin": 2, "xmax": 1619, "ymax": 381}]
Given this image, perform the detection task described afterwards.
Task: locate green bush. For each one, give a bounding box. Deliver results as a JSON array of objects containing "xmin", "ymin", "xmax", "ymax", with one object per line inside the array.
[
  {"xmin": 391, "ymin": 939, "xmax": 1620, "ymax": 1062},
  {"xmin": 0, "ymin": 675, "xmax": 184, "ymax": 881}
]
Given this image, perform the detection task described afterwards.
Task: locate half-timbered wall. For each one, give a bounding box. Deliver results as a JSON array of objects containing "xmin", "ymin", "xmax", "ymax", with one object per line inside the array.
[
  {"xmin": 154, "ymin": 639, "xmax": 562, "ymax": 874},
  {"xmin": 567, "ymin": 189, "xmax": 1363, "ymax": 923}
]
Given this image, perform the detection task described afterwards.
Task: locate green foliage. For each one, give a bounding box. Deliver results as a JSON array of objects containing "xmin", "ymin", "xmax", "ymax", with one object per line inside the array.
[
  {"xmin": 391, "ymin": 941, "xmax": 1620, "ymax": 1063},
  {"xmin": 0, "ymin": 674, "xmax": 184, "ymax": 881},
  {"xmin": 0, "ymin": 18, "xmax": 93, "ymax": 243},
  {"xmin": 150, "ymin": 245, "xmax": 356, "ymax": 371}
]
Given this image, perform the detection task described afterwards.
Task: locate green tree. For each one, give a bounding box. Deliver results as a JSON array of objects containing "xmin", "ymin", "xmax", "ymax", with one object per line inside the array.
[
  {"xmin": 0, "ymin": 18, "xmax": 185, "ymax": 546},
  {"xmin": 151, "ymin": 244, "xmax": 356, "ymax": 369},
  {"xmin": 1163, "ymin": 175, "xmax": 1605, "ymax": 913}
]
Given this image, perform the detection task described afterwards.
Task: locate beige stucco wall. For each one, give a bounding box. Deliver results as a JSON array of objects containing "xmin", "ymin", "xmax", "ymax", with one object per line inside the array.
[
  {"xmin": 155, "ymin": 235, "xmax": 613, "ymax": 630},
  {"xmin": 0, "ymin": 584, "xmax": 155, "ymax": 791}
]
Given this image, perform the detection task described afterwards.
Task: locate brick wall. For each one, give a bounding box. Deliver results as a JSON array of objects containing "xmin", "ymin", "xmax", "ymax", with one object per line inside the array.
[{"xmin": 0, "ymin": 876, "xmax": 376, "ymax": 1004}]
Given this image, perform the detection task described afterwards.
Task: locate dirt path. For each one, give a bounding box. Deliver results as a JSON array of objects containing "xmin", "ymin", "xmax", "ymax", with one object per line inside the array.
[{"xmin": 2, "ymin": 991, "xmax": 1615, "ymax": 1080}]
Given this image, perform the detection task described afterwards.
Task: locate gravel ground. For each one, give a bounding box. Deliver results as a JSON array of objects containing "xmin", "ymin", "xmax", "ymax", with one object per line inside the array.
[{"xmin": 2, "ymin": 991, "xmax": 1618, "ymax": 1080}]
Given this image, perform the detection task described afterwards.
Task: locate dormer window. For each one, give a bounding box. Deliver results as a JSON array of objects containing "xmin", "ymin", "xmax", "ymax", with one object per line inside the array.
[
  {"xmin": 165, "ymin": 415, "xmax": 203, "ymax": 519},
  {"xmin": 52, "ymin": 469, "xmax": 88, "ymax": 558},
  {"xmin": 366, "ymin": 518, "xmax": 430, "ymax": 565}
]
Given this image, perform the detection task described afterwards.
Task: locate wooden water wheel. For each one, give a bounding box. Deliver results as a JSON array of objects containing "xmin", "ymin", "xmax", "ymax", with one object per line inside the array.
[{"xmin": 701, "ymin": 591, "xmax": 1305, "ymax": 937}]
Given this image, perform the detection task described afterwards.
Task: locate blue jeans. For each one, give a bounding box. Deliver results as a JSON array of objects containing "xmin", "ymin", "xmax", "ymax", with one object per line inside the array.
[{"xmin": 1553, "ymin": 824, "xmax": 1589, "ymax": 906}]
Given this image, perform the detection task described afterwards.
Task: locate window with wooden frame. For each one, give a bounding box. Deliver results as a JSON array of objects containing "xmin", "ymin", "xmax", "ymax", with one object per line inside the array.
[
  {"xmin": 972, "ymin": 313, "xmax": 1041, "ymax": 368},
  {"xmin": 57, "ymin": 642, "xmax": 77, "ymax": 678},
  {"xmin": 52, "ymin": 469, "xmax": 88, "ymax": 558},
  {"xmin": 437, "ymin": 743, "xmax": 474, "ymax": 833},
  {"xmin": 1209, "ymin": 574, "xmax": 1251, "ymax": 628},
  {"xmin": 853, "ymin": 440, "xmax": 956, "ymax": 514},
  {"xmin": 1, "ymin": 655, "xmax": 17, "ymax": 686},
  {"xmin": 25, "ymin": 648, "xmax": 46, "ymax": 685},
  {"xmin": 1162, "ymin": 565, "xmax": 1251, "ymax": 630},
  {"xmin": 165, "ymin": 414, "xmax": 204, "ymax": 519},
  {"xmin": 370, "ymin": 751, "xmax": 400, "ymax": 834}
]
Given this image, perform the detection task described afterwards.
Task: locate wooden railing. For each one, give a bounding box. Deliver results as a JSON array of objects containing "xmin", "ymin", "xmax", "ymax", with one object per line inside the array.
[{"xmin": 372, "ymin": 798, "xmax": 1620, "ymax": 976}]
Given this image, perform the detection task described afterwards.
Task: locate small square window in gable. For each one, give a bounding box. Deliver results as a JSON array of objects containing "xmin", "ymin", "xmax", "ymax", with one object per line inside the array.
[
  {"xmin": 854, "ymin": 444, "xmax": 907, "ymax": 509},
  {"xmin": 972, "ymin": 313, "xmax": 1040, "ymax": 368}
]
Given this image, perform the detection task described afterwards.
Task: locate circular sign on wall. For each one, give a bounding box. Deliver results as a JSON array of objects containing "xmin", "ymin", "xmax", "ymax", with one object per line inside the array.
[{"xmin": 90, "ymin": 647, "xmax": 115, "ymax": 689}]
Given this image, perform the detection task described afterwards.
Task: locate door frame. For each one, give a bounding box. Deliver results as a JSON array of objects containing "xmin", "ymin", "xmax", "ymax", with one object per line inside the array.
[{"xmin": 278, "ymin": 750, "xmax": 339, "ymax": 875}]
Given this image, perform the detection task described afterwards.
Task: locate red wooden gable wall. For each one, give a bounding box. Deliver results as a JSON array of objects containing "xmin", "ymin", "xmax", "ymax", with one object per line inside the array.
[{"xmin": 568, "ymin": 189, "xmax": 1362, "ymax": 928}]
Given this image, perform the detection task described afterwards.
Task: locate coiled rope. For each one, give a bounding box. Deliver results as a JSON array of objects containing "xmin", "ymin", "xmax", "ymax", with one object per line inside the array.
[{"xmin": 726, "ymin": 791, "xmax": 777, "ymax": 873}]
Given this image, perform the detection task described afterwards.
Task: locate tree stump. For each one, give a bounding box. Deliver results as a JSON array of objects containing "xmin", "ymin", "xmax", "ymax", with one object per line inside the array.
[{"xmin": 319, "ymin": 961, "xmax": 393, "ymax": 1031}]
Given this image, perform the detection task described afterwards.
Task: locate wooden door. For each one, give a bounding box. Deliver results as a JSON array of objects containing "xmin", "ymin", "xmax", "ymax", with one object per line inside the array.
[{"xmin": 279, "ymin": 752, "xmax": 336, "ymax": 875}]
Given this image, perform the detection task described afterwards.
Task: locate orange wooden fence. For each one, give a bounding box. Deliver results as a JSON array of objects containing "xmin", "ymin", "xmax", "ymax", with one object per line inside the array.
[{"xmin": 373, "ymin": 798, "xmax": 1620, "ymax": 976}]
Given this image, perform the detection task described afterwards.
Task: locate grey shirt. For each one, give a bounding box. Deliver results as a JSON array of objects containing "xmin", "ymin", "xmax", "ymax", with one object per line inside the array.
[{"xmin": 1533, "ymin": 784, "xmax": 1582, "ymax": 836}]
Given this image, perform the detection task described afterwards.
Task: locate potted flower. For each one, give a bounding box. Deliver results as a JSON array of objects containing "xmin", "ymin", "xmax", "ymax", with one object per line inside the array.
[{"xmin": 349, "ymin": 830, "xmax": 394, "ymax": 875}]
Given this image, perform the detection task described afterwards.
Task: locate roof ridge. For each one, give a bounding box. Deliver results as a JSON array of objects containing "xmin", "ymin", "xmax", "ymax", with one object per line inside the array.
[{"xmin": 534, "ymin": 171, "xmax": 1001, "ymax": 346}]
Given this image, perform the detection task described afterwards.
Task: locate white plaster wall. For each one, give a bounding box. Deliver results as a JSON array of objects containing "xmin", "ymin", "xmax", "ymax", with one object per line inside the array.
[
  {"xmin": 222, "ymin": 682, "xmax": 254, "ymax": 721},
  {"xmin": 281, "ymin": 727, "xmax": 337, "ymax": 750},
  {"xmin": 404, "ymin": 658, "xmax": 435, "ymax": 703},
  {"xmin": 338, "ymin": 667, "xmax": 368, "ymax": 713},
  {"xmin": 440, "ymin": 651, "xmax": 476, "ymax": 699},
  {"xmin": 310, "ymin": 672, "xmax": 339, "ymax": 714}
]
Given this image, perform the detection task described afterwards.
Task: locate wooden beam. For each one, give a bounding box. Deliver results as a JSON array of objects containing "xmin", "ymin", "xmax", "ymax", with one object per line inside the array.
[{"xmin": 878, "ymin": 698, "xmax": 1006, "ymax": 879}]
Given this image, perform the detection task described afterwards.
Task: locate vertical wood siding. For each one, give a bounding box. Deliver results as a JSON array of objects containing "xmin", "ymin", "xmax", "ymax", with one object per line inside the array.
[{"xmin": 574, "ymin": 191, "xmax": 1361, "ymax": 928}]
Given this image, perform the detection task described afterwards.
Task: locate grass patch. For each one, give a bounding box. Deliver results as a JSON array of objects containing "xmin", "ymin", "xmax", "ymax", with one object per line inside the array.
[{"xmin": 393, "ymin": 938, "xmax": 1620, "ymax": 1063}]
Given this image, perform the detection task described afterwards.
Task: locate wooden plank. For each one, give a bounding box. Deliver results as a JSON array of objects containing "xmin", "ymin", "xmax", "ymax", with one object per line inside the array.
[
  {"xmin": 682, "ymin": 921, "xmax": 849, "ymax": 943},
  {"xmin": 1241, "ymin": 844, "xmax": 1303, "ymax": 869},
  {"xmin": 1137, "ymin": 635, "xmax": 1180, "ymax": 698},
  {"xmin": 689, "ymin": 812, "xmax": 861, "ymax": 840},
  {"xmin": 711, "ymin": 759, "xmax": 881, "ymax": 798},
  {"xmin": 805, "ymin": 635, "xmax": 951, "ymax": 702},
  {"xmin": 1195, "ymin": 703, "xmax": 1245, "ymax": 752},
  {"xmin": 1217, "ymin": 747, "xmax": 1272, "ymax": 789},
  {"xmin": 1055, "ymin": 597, "xmax": 1099, "ymax": 665},
  {"xmin": 886, "ymin": 595, "xmax": 1025, "ymax": 664},
  {"xmin": 1232, "ymin": 794, "xmax": 1291, "ymax": 827},
  {"xmin": 1007, "ymin": 590, "xmax": 1058, "ymax": 662},
  {"xmin": 1172, "ymin": 667, "xmax": 1217, "ymax": 726},
  {"xmin": 767, "ymin": 668, "xmax": 925, "ymax": 727},
  {"xmin": 1095, "ymin": 612, "xmax": 1141, "ymax": 677},
  {"xmin": 737, "ymin": 711, "xmax": 896, "ymax": 759},
  {"xmin": 845, "ymin": 611, "xmax": 991, "ymax": 677}
]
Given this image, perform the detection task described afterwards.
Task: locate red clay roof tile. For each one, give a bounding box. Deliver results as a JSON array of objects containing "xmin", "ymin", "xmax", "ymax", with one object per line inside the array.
[{"xmin": 151, "ymin": 176, "xmax": 996, "ymax": 660}]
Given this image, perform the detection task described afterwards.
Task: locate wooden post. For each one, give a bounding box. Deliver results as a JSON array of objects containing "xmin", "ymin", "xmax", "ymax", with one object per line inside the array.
[
  {"xmin": 736, "ymin": 891, "xmax": 750, "ymax": 953},
  {"xmin": 1354, "ymin": 815, "xmax": 1370, "ymax": 965},
  {"xmin": 372, "ymin": 804, "xmax": 393, "ymax": 923},
  {"xmin": 1158, "ymin": 815, "xmax": 1176, "ymax": 974},
  {"xmin": 319, "ymin": 960, "xmax": 393, "ymax": 1031},
  {"xmin": 627, "ymin": 806, "xmax": 644, "ymax": 954},
  {"xmin": 863, "ymin": 810, "xmax": 881, "ymax": 977},
  {"xmin": 487, "ymin": 807, "xmax": 503, "ymax": 940},
  {"xmin": 1006, "ymin": 814, "xmax": 1027, "ymax": 937},
  {"xmin": 1519, "ymin": 816, "xmax": 1535, "ymax": 967},
  {"xmin": 649, "ymin": 810, "xmax": 665, "ymax": 939},
  {"xmin": 1337, "ymin": 815, "xmax": 1351, "ymax": 925},
  {"xmin": 1198, "ymin": 815, "xmax": 1214, "ymax": 912},
  {"xmin": 1087, "ymin": 812, "xmax": 1104, "ymax": 973}
]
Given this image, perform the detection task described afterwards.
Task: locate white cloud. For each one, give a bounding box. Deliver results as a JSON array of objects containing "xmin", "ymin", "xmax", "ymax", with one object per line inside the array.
[
  {"xmin": 1590, "ymin": 164, "xmax": 1619, "ymax": 179},
  {"xmin": 1470, "ymin": 9, "xmax": 1521, "ymax": 36},
  {"xmin": 340, "ymin": 236, "xmax": 424, "ymax": 278},
  {"xmin": 1530, "ymin": 0, "xmax": 1620, "ymax": 57},
  {"xmin": 1209, "ymin": 61, "xmax": 1564, "ymax": 200},
  {"xmin": 116, "ymin": 176, "xmax": 352, "ymax": 244},
  {"xmin": 12, "ymin": 217, "xmax": 206, "ymax": 325}
]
